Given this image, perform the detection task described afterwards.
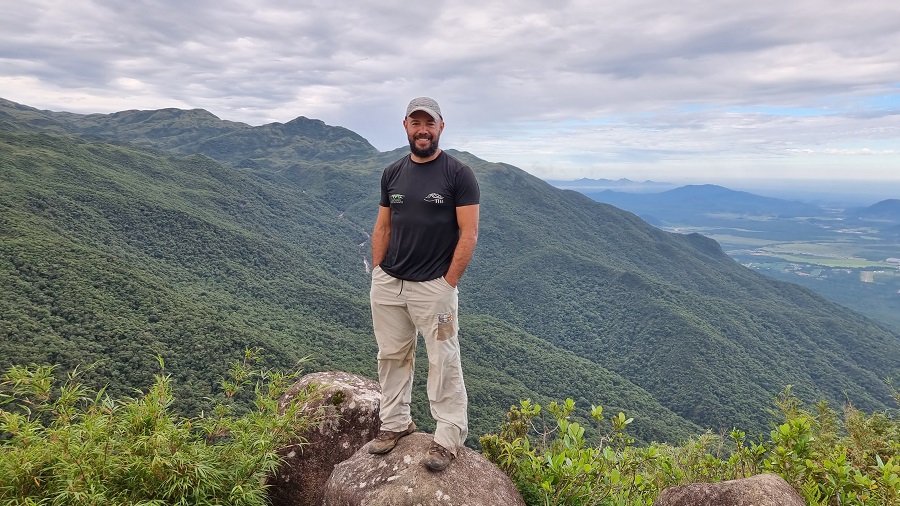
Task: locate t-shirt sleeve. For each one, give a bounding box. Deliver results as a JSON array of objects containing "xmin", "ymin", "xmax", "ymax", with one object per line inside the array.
[
  {"xmin": 454, "ymin": 165, "xmax": 480, "ymax": 206},
  {"xmin": 379, "ymin": 167, "xmax": 391, "ymax": 207}
]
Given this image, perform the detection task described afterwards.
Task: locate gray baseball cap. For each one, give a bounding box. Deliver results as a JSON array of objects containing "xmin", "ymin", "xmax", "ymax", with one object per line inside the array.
[{"xmin": 406, "ymin": 97, "xmax": 442, "ymax": 122}]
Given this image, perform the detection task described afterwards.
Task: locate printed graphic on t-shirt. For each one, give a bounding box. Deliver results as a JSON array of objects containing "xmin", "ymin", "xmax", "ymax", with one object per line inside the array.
[
  {"xmin": 390, "ymin": 194, "xmax": 405, "ymax": 204},
  {"xmin": 424, "ymin": 193, "xmax": 445, "ymax": 204}
]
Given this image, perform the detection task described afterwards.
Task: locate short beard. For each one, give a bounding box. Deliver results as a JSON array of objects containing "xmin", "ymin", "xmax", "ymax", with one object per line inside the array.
[{"xmin": 409, "ymin": 134, "xmax": 440, "ymax": 159}]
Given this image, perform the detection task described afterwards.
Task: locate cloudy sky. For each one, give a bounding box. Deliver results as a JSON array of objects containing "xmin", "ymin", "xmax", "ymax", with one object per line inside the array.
[{"xmin": 2, "ymin": 0, "xmax": 899, "ymax": 184}]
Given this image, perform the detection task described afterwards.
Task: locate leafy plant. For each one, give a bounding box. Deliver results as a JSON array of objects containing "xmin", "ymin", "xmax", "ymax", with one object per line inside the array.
[
  {"xmin": 0, "ymin": 351, "xmax": 324, "ymax": 505},
  {"xmin": 482, "ymin": 398, "xmax": 658, "ymax": 506},
  {"xmin": 483, "ymin": 388, "xmax": 899, "ymax": 506}
]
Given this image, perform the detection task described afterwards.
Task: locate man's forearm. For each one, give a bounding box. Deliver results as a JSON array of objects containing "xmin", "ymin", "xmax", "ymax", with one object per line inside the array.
[
  {"xmin": 444, "ymin": 231, "xmax": 477, "ymax": 287},
  {"xmin": 371, "ymin": 207, "xmax": 391, "ymax": 267},
  {"xmin": 371, "ymin": 229, "xmax": 389, "ymax": 267}
]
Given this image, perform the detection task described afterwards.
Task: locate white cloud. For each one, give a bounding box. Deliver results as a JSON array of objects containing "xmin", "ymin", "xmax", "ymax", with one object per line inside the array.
[
  {"xmin": 1, "ymin": 0, "xmax": 899, "ymax": 182},
  {"xmin": 820, "ymin": 148, "xmax": 897, "ymax": 155}
]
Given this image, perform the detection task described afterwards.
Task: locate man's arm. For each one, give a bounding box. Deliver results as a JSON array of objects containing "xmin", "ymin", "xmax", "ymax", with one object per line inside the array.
[
  {"xmin": 371, "ymin": 206, "xmax": 392, "ymax": 268},
  {"xmin": 444, "ymin": 204, "xmax": 479, "ymax": 287}
]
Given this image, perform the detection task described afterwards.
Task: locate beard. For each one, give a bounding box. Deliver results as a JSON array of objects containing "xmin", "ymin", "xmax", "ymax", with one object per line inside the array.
[{"xmin": 408, "ymin": 133, "xmax": 440, "ymax": 159}]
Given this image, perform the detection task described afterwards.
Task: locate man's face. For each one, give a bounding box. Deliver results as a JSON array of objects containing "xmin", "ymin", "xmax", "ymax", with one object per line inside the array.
[{"xmin": 404, "ymin": 110, "xmax": 443, "ymax": 159}]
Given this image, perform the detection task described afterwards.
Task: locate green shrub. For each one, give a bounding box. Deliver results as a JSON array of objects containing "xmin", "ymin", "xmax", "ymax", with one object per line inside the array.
[
  {"xmin": 482, "ymin": 386, "xmax": 899, "ymax": 506},
  {"xmin": 0, "ymin": 350, "xmax": 324, "ymax": 505},
  {"xmin": 481, "ymin": 398, "xmax": 658, "ymax": 505}
]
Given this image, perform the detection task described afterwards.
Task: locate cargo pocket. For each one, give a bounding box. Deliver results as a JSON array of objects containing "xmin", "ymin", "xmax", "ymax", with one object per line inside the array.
[{"xmin": 436, "ymin": 309, "xmax": 458, "ymax": 341}]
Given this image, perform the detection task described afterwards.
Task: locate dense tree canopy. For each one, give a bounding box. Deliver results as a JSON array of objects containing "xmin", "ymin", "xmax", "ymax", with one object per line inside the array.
[{"xmin": 2, "ymin": 98, "xmax": 898, "ymax": 445}]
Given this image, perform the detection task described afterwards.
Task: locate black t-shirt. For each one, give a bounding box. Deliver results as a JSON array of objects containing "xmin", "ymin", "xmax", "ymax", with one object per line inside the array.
[{"xmin": 379, "ymin": 151, "xmax": 480, "ymax": 281}]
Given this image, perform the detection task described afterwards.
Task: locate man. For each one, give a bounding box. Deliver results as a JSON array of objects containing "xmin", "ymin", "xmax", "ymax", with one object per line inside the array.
[{"xmin": 367, "ymin": 97, "xmax": 480, "ymax": 472}]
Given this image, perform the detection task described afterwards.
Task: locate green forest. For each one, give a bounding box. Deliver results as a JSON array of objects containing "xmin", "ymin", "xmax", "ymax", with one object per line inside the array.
[{"xmin": 1, "ymin": 97, "xmax": 898, "ymax": 503}]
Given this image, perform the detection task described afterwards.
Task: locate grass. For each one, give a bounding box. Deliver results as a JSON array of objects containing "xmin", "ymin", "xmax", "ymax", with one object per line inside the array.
[
  {"xmin": 762, "ymin": 254, "xmax": 892, "ymax": 269},
  {"xmin": 713, "ymin": 238, "xmax": 898, "ymax": 269}
]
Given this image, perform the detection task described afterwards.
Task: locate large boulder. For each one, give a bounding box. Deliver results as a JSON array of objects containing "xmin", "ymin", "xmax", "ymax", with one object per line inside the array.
[
  {"xmin": 322, "ymin": 432, "xmax": 525, "ymax": 506},
  {"xmin": 654, "ymin": 473, "xmax": 805, "ymax": 506},
  {"xmin": 267, "ymin": 371, "xmax": 382, "ymax": 506}
]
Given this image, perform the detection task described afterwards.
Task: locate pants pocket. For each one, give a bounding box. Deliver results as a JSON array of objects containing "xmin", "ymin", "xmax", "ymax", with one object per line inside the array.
[{"xmin": 435, "ymin": 309, "xmax": 458, "ymax": 341}]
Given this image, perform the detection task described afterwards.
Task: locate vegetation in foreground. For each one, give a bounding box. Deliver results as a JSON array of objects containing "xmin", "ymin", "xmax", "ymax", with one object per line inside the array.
[
  {"xmin": 481, "ymin": 385, "xmax": 900, "ymax": 506},
  {"xmin": 0, "ymin": 351, "xmax": 324, "ymax": 505},
  {"xmin": 2, "ymin": 356, "xmax": 897, "ymax": 506}
]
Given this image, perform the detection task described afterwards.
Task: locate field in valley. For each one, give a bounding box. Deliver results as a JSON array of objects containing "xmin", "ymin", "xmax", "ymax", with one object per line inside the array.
[{"xmin": 668, "ymin": 215, "xmax": 900, "ymax": 330}]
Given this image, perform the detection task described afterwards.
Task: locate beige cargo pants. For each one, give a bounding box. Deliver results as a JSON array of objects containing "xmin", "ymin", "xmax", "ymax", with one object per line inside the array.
[{"xmin": 369, "ymin": 266, "xmax": 468, "ymax": 454}]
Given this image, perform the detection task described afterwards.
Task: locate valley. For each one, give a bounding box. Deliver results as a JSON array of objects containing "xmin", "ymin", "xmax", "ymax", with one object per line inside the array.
[{"xmin": 563, "ymin": 181, "xmax": 900, "ymax": 330}]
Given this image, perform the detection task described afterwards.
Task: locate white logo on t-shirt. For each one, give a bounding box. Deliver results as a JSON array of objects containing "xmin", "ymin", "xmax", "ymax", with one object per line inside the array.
[{"xmin": 424, "ymin": 193, "xmax": 444, "ymax": 204}]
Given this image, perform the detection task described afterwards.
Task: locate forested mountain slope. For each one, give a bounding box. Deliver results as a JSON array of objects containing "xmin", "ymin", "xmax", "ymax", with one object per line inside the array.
[
  {"xmin": 0, "ymin": 98, "xmax": 378, "ymax": 167},
  {"xmin": 2, "ymin": 98, "xmax": 898, "ymax": 441},
  {"xmin": 293, "ymin": 152, "xmax": 900, "ymax": 432},
  {"xmin": 0, "ymin": 127, "xmax": 698, "ymax": 445}
]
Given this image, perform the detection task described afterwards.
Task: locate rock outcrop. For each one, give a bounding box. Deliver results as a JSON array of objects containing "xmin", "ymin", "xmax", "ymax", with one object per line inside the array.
[
  {"xmin": 322, "ymin": 432, "xmax": 525, "ymax": 506},
  {"xmin": 654, "ymin": 473, "xmax": 805, "ymax": 506},
  {"xmin": 267, "ymin": 371, "xmax": 382, "ymax": 506}
]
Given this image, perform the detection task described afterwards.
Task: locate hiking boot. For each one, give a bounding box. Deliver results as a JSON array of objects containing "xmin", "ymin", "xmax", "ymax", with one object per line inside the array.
[
  {"xmin": 367, "ymin": 421, "xmax": 416, "ymax": 454},
  {"xmin": 422, "ymin": 441, "xmax": 455, "ymax": 472}
]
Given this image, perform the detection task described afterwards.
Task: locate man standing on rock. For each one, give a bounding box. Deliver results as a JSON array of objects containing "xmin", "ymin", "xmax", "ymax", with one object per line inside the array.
[{"xmin": 367, "ymin": 97, "xmax": 480, "ymax": 472}]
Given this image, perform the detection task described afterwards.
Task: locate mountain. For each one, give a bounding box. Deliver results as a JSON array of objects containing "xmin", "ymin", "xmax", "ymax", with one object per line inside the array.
[
  {"xmin": 575, "ymin": 184, "xmax": 824, "ymax": 226},
  {"xmin": 848, "ymin": 199, "xmax": 900, "ymax": 222},
  {"xmin": 546, "ymin": 177, "xmax": 677, "ymax": 193},
  {"xmin": 294, "ymin": 152, "xmax": 900, "ymax": 432},
  {"xmin": 558, "ymin": 181, "xmax": 900, "ymax": 333},
  {"xmin": 0, "ymin": 98, "xmax": 378, "ymax": 168},
  {"xmin": 2, "ymin": 98, "xmax": 899, "ymax": 443},
  {"xmin": 0, "ymin": 110, "xmax": 697, "ymax": 444},
  {"xmin": 845, "ymin": 199, "xmax": 900, "ymax": 239}
]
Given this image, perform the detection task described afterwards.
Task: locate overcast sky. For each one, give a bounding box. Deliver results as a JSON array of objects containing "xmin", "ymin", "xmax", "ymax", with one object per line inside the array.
[{"xmin": 2, "ymin": 0, "xmax": 899, "ymax": 184}]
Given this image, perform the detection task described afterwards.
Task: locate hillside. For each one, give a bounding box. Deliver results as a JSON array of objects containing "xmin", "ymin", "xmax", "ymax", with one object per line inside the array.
[
  {"xmin": 0, "ymin": 98, "xmax": 378, "ymax": 168},
  {"xmin": 0, "ymin": 128, "xmax": 698, "ymax": 445},
  {"xmin": 849, "ymin": 199, "xmax": 900, "ymax": 222},
  {"xmin": 558, "ymin": 179, "xmax": 900, "ymax": 331},
  {"xmin": 294, "ymin": 152, "xmax": 900, "ymax": 432},
  {"xmin": 2, "ymin": 98, "xmax": 899, "ymax": 441}
]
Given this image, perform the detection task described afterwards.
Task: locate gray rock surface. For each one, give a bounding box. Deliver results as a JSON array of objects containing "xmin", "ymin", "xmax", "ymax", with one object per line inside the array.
[
  {"xmin": 322, "ymin": 432, "xmax": 525, "ymax": 506},
  {"xmin": 267, "ymin": 371, "xmax": 382, "ymax": 506},
  {"xmin": 654, "ymin": 473, "xmax": 805, "ymax": 506}
]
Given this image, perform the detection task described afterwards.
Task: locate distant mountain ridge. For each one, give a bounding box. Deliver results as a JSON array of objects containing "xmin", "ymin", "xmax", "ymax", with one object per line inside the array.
[
  {"xmin": 566, "ymin": 184, "xmax": 824, "ymax": 226},
  {"xmin": 546, "ymin": 177, "xmax": 677, "ymax": 193},
  {"xmin": 549, "ymin": 178, "xmax": 899, "ymax": 226},
  {"xmin": 848, "ymin": 198, "xmax": 900, "ymax": 221},
  {"xmin": 0, "ymin": 98, "xmax": 378, "ymax": 168},
  {"xmin": 2, "ymin": 97, "xmax": 898, "ymax": 442}
]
